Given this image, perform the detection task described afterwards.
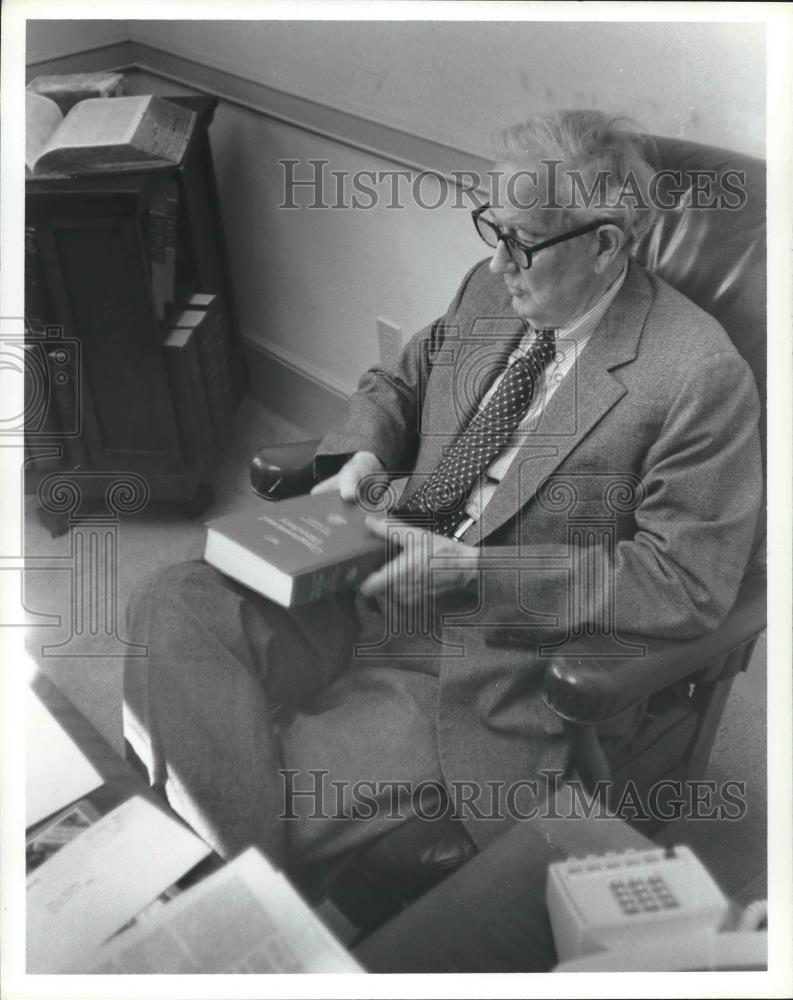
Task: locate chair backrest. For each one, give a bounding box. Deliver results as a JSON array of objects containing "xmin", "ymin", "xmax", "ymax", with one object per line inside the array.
[
  {"xmin": 631, "ymin": 136, "xmax": 766, "ymax": 564},
  {"xmin": 632, "ymin": 136, "xmax": 766, "ymax": 445}
]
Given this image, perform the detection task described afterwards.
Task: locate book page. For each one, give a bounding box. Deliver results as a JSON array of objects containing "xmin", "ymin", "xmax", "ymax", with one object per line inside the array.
[
  {"xmin": 26, "ymin": 795, "xmax": 210, "ymax": 973},
  {"xmin": 26, "ymin": 799, "xmax": 101, "ymax": 872},
  {"xmin": 25, "ymin": 90, "xmax": 63, "ymax": 171},
  {"xmin": 81, "ymin": 848, "xmax": 363, "ymax": 974},
  {"xmin": 38, "ymin": 95, "xmax": 146, "ymax": 161},
  {"xmin": 33, "ymin": 95, "xmax": 196, "ymax": 175},
  {"xmin": 25, "ymin": 686, "xmax": 102, "ymax": 828}
]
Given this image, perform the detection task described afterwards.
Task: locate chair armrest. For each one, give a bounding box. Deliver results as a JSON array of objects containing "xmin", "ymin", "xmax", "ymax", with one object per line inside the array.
[
  {"xmin": 249, "ymin": 439, "xmax": 323, "ymax": 500},
  {"xmin": 542, "ymin": 571, "xmax": 766, "ymax": 724}
]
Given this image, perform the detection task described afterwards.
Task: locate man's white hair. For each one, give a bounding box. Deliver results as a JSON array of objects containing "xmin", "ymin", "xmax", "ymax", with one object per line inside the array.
[{"xmin": 493, "ymin": 109, "xmax": 657, "ymax": 246}]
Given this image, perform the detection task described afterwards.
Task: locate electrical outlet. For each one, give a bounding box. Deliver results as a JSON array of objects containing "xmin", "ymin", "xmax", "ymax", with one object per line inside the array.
[{"xmin": 376, "ymin": 317, "xmax": 403, "ymax": 369}]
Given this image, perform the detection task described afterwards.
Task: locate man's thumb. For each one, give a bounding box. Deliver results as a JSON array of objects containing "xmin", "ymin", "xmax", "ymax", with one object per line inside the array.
[{"xmin": 338, "ymin": 459, "xmax": 361, "ymax": 500}]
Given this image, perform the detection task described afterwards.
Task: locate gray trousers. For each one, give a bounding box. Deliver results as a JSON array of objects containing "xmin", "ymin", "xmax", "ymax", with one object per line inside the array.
[{"xmin": 123, "ymin": 560, "xmax": 445, "ymax": 869}]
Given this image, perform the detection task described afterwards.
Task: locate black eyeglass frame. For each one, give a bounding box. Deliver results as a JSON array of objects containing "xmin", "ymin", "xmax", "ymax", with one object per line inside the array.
[{"xmin": 472, "ymin": 204, "xmax": 612, "ymax": 269}]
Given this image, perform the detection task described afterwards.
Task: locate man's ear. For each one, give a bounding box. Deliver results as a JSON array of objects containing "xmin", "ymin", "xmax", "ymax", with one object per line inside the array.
[{"xmin": 594, "ymin": 224, "xmax": 625, "ymax": 272}]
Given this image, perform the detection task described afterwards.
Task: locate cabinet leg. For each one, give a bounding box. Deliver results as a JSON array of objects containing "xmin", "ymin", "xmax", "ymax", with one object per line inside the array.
[{"xmin": 183, "ymin": 482, "xmax": 215, "ymax": 518}]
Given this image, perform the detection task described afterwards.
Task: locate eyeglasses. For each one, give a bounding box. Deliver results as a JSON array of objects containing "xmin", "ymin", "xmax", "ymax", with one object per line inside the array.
[{"xmin": 472, "ymin": 204, "xmax": 608, "ymax": 269}]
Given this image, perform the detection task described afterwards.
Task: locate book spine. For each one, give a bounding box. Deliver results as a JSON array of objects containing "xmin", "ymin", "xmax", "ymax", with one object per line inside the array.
[
  {"xmin": 291, "ymin": 549, "xmax": 386, "ymax": 606},
  {"xmin": 187, "ymin": 293, "xmax": 243, "ymax": 403},
  {"xmin": 214, "ymin": 299, "xmax": 247, "ymax": 404},
  {"xmin": 164, "ymin": 330, "xmax": 214, "ymax": 470},
  {"xmin": 194, "ymin": 305, "xmax": 234, "ymax": 442}
]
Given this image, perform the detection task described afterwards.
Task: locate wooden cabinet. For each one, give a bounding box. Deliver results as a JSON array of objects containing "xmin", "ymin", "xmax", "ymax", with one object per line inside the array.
[{"xmin": 25, "ymin": 96, "xmax": 245, "ymax": 529}]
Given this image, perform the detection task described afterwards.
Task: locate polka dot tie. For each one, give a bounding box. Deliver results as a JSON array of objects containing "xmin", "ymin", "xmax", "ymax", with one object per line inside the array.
[{"xmin": 396, "ymin": 328, "xmax": 557, "ymax": 536}]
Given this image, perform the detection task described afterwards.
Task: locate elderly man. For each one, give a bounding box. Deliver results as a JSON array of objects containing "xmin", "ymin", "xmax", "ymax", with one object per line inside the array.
[{"xmin": 123, "ymin": 110, "xmax": 762, "ymax": 871}]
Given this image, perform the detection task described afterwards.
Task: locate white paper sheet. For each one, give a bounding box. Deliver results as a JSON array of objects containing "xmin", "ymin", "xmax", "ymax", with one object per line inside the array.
[
  {"xmin": 81, "ymin": 847, "xmax": 363, "ymax": 974},
  {"xmin": 26, "ymin": 795, "xmax": 210, "ymax": 973},
  {"xmin": 25, "ymin": 687, "xmax": 103, "ymax": 828}
]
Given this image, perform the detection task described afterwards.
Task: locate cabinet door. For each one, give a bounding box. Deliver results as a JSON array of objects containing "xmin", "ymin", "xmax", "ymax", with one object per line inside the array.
[{"xmin": 35, "ymin": 207, "xmax": 187, "ymax": 476}]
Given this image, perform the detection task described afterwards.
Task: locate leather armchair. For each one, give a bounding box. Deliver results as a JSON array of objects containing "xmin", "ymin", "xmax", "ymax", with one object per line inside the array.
[{"xmin": 250, "ymin": 134, "xmax": 766, "ymax": 925}]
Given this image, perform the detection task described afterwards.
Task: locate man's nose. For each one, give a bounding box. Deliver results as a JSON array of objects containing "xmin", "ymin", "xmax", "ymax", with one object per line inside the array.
[{"xmin": 489, "ymin": 239, "xmax": 516, "ymax": 275}]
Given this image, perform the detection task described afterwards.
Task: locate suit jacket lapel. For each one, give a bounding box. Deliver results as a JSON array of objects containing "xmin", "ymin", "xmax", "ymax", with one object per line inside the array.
[{"xmin": 466, "ymin": 261, "xmax": 655, "ymax": 543}]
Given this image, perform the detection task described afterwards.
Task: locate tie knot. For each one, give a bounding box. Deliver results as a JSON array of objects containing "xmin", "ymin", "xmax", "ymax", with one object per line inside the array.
[{"xmin": 536, "ymin": 327, "xmax": 556, "ymax": 344}]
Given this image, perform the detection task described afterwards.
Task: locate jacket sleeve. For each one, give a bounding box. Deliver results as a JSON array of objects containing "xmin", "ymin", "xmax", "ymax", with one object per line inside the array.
[
  {"xmin": 314, "ymin": 262, "xmax": 483, "ymax": 479},
  {"xmin": 477, "ymin": 351, "xmax": 763, "ymax": 640}
]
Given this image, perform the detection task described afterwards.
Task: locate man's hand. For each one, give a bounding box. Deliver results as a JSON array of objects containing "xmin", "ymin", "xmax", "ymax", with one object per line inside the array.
[
  {"xmin": 360, "ymin": 516, "xmax": 481, "ymax": 606},
  {"xmin": 311, "ymin": 451, "xmax": 386, "ymax": 501}
]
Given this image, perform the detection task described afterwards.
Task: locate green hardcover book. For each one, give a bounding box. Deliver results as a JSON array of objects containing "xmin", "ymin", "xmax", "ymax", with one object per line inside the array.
[
  {"xmin": 184, "ymin": 292, "xmax": 231, "ymax": 358},
  {"xmin": 184, "ymin": 292, "xmax": 245, "ymax": 403},
  {"xmin": 204, "ymin": 493, "xmax": 393, "ymax": 608},
  {"xmin": 167, "ymin": 301, "xmax": 233, "ymax": 442}
]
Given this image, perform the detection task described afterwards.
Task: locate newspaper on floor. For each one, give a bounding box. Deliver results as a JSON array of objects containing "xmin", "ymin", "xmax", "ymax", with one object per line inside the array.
[
  {"xmin": 25, "ymin": 686, "xmax": 103, "ymax": 828},
  {"xmin": 79, "ymin": 847, "xmax": 364, "ymax": 974},
  {"xmin": 26, "ymin": 798, "xmax": 101, "ymax": 872},
  {"xmin": 27, "ymin": 795, "xmax": 210, "ymax": 973}
]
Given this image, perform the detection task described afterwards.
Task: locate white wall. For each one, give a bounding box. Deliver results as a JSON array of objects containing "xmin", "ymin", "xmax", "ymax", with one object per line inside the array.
[
  {"xmin": 26, "ymin": 19, "xmax": 767, "ymax": 398},
  {"xmin": 25, "ymin": 19, "xmax": 128, "ymax": 65},
  {"xmin": 129, "ymin": 69, "xmax": 484, "ymax": 395},
  {"xmin": 126, "ymin": 20, "xmax": 766, "ymax": 158}
]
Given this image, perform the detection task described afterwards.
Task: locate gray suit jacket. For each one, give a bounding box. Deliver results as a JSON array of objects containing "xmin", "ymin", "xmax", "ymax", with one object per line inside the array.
[{"xmin": 317, "ymin": 257, "xmax": 762, "ymax": 845}]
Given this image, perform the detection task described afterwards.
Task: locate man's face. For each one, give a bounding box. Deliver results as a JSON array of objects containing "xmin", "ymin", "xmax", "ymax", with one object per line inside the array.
[{"xmin": 487, "ymin": 162, "xmax": 606, "ymax": 328}]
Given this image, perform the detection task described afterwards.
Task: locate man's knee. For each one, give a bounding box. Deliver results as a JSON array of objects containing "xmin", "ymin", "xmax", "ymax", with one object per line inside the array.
[{"xmin": 126, "ymin": 559, "xmax": 212, "ymax": 632}]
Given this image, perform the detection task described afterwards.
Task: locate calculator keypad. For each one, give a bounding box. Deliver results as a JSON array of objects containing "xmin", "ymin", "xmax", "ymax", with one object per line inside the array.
[{"xmin": 609, "ymin": 875, "xmax": 680, "ymax": 915}]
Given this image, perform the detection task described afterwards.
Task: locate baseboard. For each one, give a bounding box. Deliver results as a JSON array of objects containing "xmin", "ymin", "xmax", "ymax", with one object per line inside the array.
[{"xmin": 242, "ymin": 337, "xmax": 350, "ymax": 435}]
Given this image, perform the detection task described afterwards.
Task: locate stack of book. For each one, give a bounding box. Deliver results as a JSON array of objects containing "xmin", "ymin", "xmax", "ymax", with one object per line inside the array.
[{"xmin": 163, "ymin": 293, "xmax": 236, "ymax": 464}]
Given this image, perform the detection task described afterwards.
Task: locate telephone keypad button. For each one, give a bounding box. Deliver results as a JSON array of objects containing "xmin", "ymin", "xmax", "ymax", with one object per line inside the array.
[{"xmin": 609, "ymin": 874, "xmax": 680, "ymax": 914}]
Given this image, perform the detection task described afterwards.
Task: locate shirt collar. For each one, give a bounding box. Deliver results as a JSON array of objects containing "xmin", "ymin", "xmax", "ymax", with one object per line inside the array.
[{"xmin": 528, "ymin": 259, "xmax": 629, "ymax": 349}]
